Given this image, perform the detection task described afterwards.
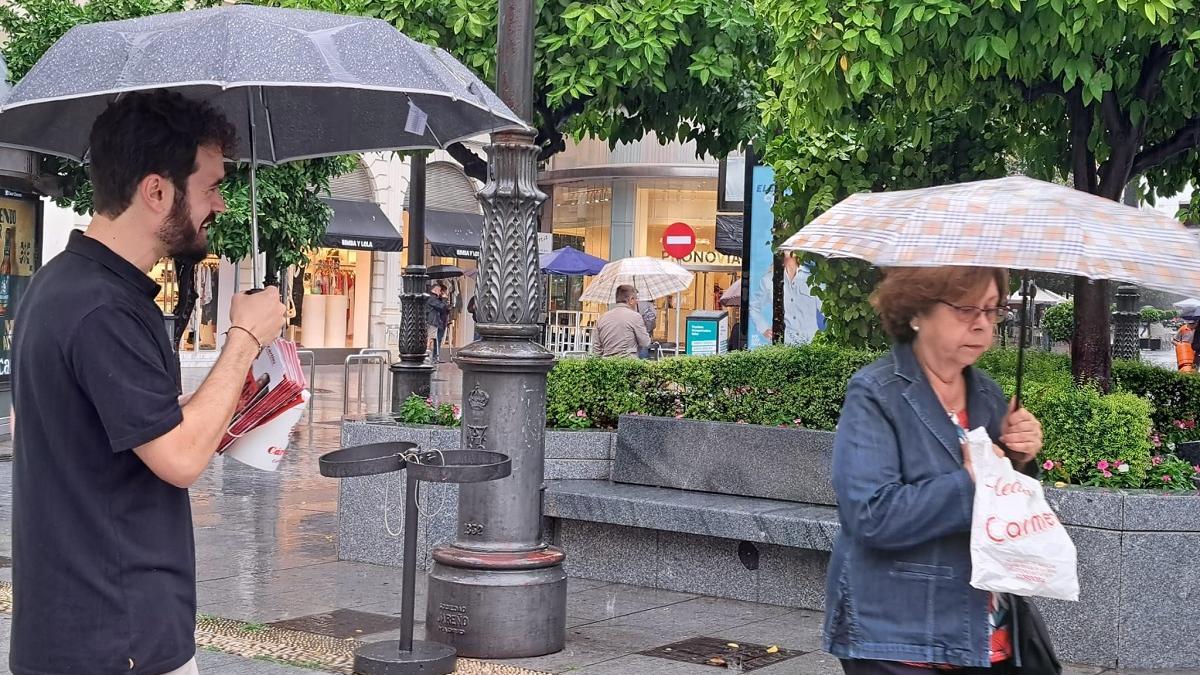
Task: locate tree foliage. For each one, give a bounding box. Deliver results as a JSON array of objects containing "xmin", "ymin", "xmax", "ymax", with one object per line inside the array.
[
  {"xmin": 765, "ymin": 110, "xmax": 1011, "ymax": 348},
  {"xmin": 0, "ymin": 0, "xmax": 356, "ymax": 285},
  {"xmin": 266, "ymin": 0, "xmax": 770, "ymax": 180},
  {"xmin": 760, "ymin": 0, "xmax": 1200, "ymax": 387}
]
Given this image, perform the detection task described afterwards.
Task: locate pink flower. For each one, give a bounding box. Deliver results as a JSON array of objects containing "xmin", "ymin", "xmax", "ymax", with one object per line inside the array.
[
  {"xmin": 1097, "ymin": 460, "xmax": 1110, "ymax": 471},
  {"xmin": 1102, "ymin": 470, "xmax": 1113, "ymax": 478},
  {"xmin": 1152, "ymin": 434, "xmax": 1163, "ymax": 448},
  {"xmin": 576, "ymin": 410, "xmax": 587, "ymax": 418},
  {"xmin": 793, "ymin": 418, "xmax": 803, "ymax": 425},
  {"xmin": 1163, "ymin": 475, "xmax": 1173, "ymax": 483},
  {"xmin": 1153, "ymin": 456, "xmax": 1164, "ymax": 466},
  {"xmin": 1193, "ymin": 465, "xmax": 1200, "ymax": 474},
  {"xmin": 1042, "ymin": 460, "xmax": 1055, "ymax": 471}
]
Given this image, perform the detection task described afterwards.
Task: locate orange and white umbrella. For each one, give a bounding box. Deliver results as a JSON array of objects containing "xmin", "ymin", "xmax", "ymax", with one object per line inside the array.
[{"xmin": 780, "ymin": 176, "xmax": 1200, "ymax": 296}]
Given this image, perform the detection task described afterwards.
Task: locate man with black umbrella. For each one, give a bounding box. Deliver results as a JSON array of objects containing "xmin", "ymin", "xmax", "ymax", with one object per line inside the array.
[{"xmin": 9, "ymin": 91, "xmax": 286, "ymax": 675}]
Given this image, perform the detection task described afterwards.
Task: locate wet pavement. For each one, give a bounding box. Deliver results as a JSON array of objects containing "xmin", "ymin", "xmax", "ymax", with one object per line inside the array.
[{"xmin": 0, "ymin": 361, "xmax": 1185, "ymax": 674}]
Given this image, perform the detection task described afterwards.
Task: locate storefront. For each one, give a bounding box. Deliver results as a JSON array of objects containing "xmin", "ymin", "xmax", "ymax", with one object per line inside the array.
[
  {"xmin": 545, "ymin": 174, "xmax": 738, "ymax": 346},
  {"xmin": 0, "ymin": 187, "xmax": 43, "ymax": 431},
  {"xmin": 289, "ymin": 197, "xmax": 402, "ymax": 350}
]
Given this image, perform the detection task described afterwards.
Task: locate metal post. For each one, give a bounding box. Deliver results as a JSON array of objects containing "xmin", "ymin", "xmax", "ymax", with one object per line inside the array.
[
  {"xmin": 425, "ymin": 0, "xmax": 567, "ymax": 658},
  {"xmin": 247, "ymin": 87, "xmax": 261, "ymax": 289},
  {"xmin": 400, "ymin": 472, "xmax": 419, "ymax": 654},
  {"xmin": 1114, "ymin": 284, "xmax": 1141, "ymax": 361},
  {"xmin": 391, "ymin": 152, "xmax": 435, "ymax": 407}
]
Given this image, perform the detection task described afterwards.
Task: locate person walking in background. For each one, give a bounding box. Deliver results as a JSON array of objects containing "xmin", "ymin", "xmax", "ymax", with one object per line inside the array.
[
  {"xmin": 426, "ymin": 282, "xmax": 450, "ymax": 362},
  {"xmin": 826, "ymin": 266, "xmax": 1044, "ymax": 674},
  {"xmin": 637, "ymin": 297, "xmax": 658, "ymax": 357},
  {"xmin": 10, "ymin": 91, "xmax": 287, "ymax": 675},
  {"xmin": 467, "ymin": 293, "xmax": 480, "ymax": 342},
  {"xmin": 1175, "ymin": 315, "xmax": 1198, "ymax": 372},
  {"xmin": 592, "ymin": 284, "xmax": 651, "ymax": 358}
]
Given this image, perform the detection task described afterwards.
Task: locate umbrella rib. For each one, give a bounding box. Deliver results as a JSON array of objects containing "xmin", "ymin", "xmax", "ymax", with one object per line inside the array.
[{"xmin": 260, "ymin": 88, "xmax": 279, "ymax": 165}]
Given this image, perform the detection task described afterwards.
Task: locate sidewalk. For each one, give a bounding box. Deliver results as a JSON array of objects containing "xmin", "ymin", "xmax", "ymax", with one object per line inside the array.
[{"xmin": 0, "ymin": 363, "xmax": 1181, "ymax": 674}]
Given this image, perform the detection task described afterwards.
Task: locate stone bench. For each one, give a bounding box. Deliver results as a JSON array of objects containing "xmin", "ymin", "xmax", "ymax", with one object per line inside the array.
[{"xmin": 542, "ymin": 415, "xmax": 841, "ymax": 610}]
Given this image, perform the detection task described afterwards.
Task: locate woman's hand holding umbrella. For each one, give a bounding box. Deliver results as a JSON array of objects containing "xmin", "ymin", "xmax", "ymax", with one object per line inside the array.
[{"xmin": 1000, "ymin": 397, "xmax": 1044, "ymax": 468}]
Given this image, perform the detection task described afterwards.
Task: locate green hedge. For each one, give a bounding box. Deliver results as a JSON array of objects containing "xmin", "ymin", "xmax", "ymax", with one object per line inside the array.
[
  {"xmin": 544, "ymin": 344, "xmax": 1200, "ymax": 490},
  {"xmin": 1113, "ymin": 360, "xmax": 1200, "ymax": 447},
  {"xmin": 547, "ymin": 345, "xmax": 879, "ymax": 431}
]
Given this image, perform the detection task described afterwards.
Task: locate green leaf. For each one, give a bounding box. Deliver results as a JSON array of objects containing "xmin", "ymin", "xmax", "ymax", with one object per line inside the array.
[
  {"xmin": 991, "ymin": 35, "xmax": 1011, "ymax": 58},
  {"xmin": 877, "ymin": 62, "xmax": 895, "ymax": 87}
]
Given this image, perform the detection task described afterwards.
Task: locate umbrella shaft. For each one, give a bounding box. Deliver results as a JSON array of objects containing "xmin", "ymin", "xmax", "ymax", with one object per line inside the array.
[{"xmin": 248, "ymin": 87, "xmax": 261, "ymax": 289}]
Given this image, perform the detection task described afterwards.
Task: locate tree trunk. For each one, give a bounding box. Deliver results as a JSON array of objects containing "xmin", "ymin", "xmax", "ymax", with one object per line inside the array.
[
  {"xmin": 771, "ymin": 251, "xmax": 784, "ymax": 344},
  {"xmin": 1070, "ymin": 277, "xmax": 1111, "ymax": 389},
  {"xmin": 1069, "ymin": 174, "xmax": 1127, "ymax": 391}
]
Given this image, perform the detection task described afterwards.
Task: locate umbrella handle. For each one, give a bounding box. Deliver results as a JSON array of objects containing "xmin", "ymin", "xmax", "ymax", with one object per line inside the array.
[{"xmin": 1014, "ymin": 272, "xmax": 1037, "ymax": 410}]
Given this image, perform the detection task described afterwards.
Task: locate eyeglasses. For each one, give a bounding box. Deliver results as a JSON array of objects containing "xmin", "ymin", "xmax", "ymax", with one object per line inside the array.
[{"xmin": 938, "ymin": 300, "xmax": 1007, "ymax": 324}]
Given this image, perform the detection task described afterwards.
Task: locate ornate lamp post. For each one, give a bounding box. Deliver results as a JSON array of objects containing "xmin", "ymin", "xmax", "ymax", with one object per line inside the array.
[
  {"xmin": 1113, "ymin": 284, "xmax": 1141, "ymax": 361},
  {"xmin": 424, "ymin": 0, "xmax": 567, "ymax": 658},
  {"xmin": 391, "ymin": 152, "xmax": 435, "ymax": 404}
]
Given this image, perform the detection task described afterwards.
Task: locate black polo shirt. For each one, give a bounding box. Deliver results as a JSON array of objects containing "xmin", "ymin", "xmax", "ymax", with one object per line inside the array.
[{"xmin": 10, "ymin": 231, "xmax": 194, "ymax": 674}]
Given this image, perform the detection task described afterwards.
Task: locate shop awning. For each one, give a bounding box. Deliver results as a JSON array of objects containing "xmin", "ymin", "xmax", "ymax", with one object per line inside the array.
[
  {"xmin": 321, "ymin": 198, "xmax": 404, "ymax": 252},
  {"xmin": 716, "ymin": 214, "xmax": 743, "ymax": 257},
  {"xmin": 423, "ymin": 209, "xmax": 482, "ymax": 260}
]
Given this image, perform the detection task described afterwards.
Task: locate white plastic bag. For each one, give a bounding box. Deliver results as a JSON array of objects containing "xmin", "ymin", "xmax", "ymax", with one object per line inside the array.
[{"xmin": 966, "ymin": 427, "xmax": 1079, "ymax": 601}]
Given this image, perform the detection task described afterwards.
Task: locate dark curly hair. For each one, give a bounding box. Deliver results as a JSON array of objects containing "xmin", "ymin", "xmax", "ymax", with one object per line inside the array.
[
  {"xmin": 871, "ymin": 266, "xmax": 1009, "ymax": 343},
  {"xmin": 88, "ymin": 90, "xmax": 237, "ymax": 218}
]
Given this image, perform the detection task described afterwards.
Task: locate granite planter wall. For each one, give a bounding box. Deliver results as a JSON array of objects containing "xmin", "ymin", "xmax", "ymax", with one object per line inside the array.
[{"xmin": 334, "ymin": 415, "xmax": 1200, "ymax": 670}]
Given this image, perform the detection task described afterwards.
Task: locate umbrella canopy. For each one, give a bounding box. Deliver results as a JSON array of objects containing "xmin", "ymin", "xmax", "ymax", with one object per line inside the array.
[
  {"xmin": 580, "ymin": 257, "xmax": 693, "ymax": 303},
  {"xmin": 1174, "ymin": 298, "xmax": 1200, "ymax": 312},
  {"xmin": 540, "ymin": 246, "xmax": 607, "ymax": 276},
  {"xmin": 719, "ymin": 279, "xmax": 743, "ymax": 307},
  {"xmin": 0, "ymin": 5, "xmax": 525, "ymax": 164},
  {"xmin": 427, "ymin": 265, "xmax": 465, "ymax": 280},
  {"xmin": 1006, "ymin": 287, "xmax": 1069, "ymax": 306},
  {"xmin": 779, "ymin": 176, "xmax": 1200, "ymax": 296}
]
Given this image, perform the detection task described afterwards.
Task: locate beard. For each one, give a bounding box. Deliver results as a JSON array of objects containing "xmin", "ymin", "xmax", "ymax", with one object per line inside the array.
[{"xmin": 158, "ymin": 188, "xmax": 211, "ymax": 264}]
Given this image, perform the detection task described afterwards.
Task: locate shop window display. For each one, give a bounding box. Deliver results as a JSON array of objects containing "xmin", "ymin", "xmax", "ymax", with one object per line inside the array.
[
  {"xmin": 0, "ymin": 192, "xmax": 39, "ymax": 378},
  {"xmin": 293, "ymin": 248, "xmax": 370, "ymax": 349}
]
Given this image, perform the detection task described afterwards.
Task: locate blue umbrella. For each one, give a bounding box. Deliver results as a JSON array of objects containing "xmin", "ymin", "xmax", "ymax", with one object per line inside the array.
[{"xmin": 540, "ymin": 246, "xmax": 607, "ymax": 276}]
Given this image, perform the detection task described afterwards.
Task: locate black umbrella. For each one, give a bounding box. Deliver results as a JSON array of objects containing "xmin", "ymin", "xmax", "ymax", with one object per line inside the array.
[{"xmin": 0, "ymin": 5, "xmax": 525, "ymax": 285}]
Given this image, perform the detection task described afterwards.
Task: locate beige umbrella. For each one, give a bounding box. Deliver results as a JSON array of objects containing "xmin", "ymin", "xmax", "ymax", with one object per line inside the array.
[
  {"xmin": 581, "ymin": 257, "xmax": 694, "ymax": 348},
  {"xmin": 779, "ymin": 175, "xmax": 1200, "ymax": 403}
]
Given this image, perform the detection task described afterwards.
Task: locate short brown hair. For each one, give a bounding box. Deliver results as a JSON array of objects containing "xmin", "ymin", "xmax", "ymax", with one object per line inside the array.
[
  {"xmin": 615, "ymin": 284, "xmax": 638, "ymax": 303},
  {"xmin": 89, "ymin": 90, "xmax": 237, "ymax": 218},
  {"xmin": 871, "ymin": 266, "xmax": 1009, "ymax": 343}
]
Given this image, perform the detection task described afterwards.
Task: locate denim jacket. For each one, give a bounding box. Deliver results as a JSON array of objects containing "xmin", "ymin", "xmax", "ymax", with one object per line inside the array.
[{"xmin": 823, "ymin": 341, "xmax": 1013, "ymax": 668}]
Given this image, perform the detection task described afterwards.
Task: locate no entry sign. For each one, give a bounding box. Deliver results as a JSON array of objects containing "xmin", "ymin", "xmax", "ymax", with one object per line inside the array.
[{"xmin": 662, "ymin": 222, "xmax": 697, "ymax": 259}]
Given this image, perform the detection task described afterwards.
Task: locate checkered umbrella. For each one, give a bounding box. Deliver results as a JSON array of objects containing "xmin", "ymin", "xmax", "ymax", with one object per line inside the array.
[
  {"xmin": 779, "ymin": 175, "xmax": 1200, "ymax": 404},
  {"xmin": 779, "ymin": 176, "xmax": 1200, "ymax": 295},
  {"xmin": 580, "ymin": 257, "xmax": 694, "ymax": 303}
]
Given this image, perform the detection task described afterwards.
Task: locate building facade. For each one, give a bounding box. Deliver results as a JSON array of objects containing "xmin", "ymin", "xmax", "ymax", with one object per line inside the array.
[{"xmin": 540, "ymin": 134, "xmax": 742, "ymax": 345}]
